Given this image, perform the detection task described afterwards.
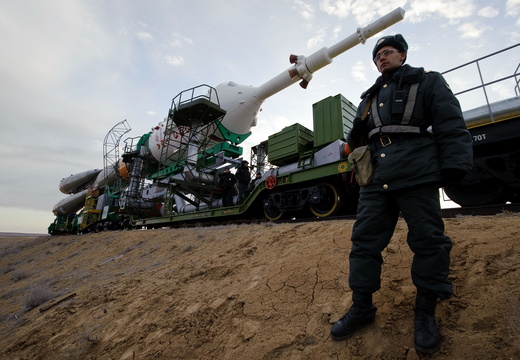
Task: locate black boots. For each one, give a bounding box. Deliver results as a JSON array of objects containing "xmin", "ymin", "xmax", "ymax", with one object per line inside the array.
[
  {"xmin": 331, "ymin": 290, "xmax": 442, "ymax": 353},
  {"xmin": 330, "ymin": 292, "xmax": 377, "ymax": 341},
  {"xmin": 414, "ymin": 289, "xmax": 441, "ymax": 354}
]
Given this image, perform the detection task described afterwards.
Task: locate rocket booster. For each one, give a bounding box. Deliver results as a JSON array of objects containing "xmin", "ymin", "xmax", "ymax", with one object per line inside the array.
[
  {"xmin": 54, "ymin": 160, "xmax": 129, "ymax": 215},
  {"xmin": 53, "ymin": 189, "xmax": 89, "ymax": 215},
  {"xmin": 59, "ymin": 169, "xmax": 102, "ymax": 194},
  {"xmin": 58, "ymin": 160, "xmax": 129, "ymax": 195},
  {"xmin": 214, "ymin": 7, "xmax": 406, "ymax": 138}
]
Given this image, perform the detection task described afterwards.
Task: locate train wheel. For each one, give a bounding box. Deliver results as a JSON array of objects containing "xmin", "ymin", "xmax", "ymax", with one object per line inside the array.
[
  {"xmin": 444, "ymin": 180, "xmax": 507, "ymax": 206},
  {"xmin": 264, "ymin": 206, "xmax": 283, "ymax": 221},
  {"xmin": 309, "ymin": 182, "xmax": 340, "ymax": 217}
]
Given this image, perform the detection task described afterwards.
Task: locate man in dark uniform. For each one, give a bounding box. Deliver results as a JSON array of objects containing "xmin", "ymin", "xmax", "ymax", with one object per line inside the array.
[
  {"xmin": 219, "ymin": 167, "xmax": 237, "ymax": 207},
  {"xmin": 330, "ymin": 34, "xmax": 473, "ymax": 354},
  {"xmin": 235, "ymin": 160, "xmax": 251, "ymax": 200}
]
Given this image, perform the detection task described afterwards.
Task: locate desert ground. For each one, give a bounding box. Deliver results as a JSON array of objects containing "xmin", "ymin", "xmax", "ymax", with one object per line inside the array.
[{"xmin": 0, "ymin": 213, "xmax": 519, "ymax": 359}]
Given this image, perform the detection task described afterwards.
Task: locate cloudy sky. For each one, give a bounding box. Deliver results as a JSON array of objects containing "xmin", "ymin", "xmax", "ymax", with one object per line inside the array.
[{"xmin": 1, "ymin": 0, "xmax": 519, "ymax": 233}]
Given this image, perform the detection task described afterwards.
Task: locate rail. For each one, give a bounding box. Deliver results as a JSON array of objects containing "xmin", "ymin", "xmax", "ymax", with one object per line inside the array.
[
  {"xmin": 441, "ymin": 43, "xmax": 520, "ymax": 122},
  {"xmin": 515, "ymin": 64, "xmax": 520, "ymax": 96},
  {"xmin": 170, "ymin": 84, "xmax": 221, "ymax": 111}
]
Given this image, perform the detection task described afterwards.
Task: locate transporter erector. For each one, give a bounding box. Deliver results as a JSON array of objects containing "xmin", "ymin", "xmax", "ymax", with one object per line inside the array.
[{"xmin": 49, "ymin": 8, "xmax": 406, "ymax": 234}]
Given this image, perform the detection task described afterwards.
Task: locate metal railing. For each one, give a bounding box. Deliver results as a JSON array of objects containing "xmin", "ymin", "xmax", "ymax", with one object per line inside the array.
[{"xmin": 441, "ymin": 42, "xmax": 520, "ymax": 122}]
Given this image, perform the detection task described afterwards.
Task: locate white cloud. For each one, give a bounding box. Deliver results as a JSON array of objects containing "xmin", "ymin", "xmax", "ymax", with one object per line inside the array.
[
  {"xmin": 168, "ymin": 38, "xmax": 182, "ymax": 47},
  {"xmin": 165, "ymin": 33, "xmax": 193, "ymax": 48},
  {"xmin": 319, "ymin": 0, "xmax": 408, "ymax": 25},
  {"xmin": 136, "ymin": 31, "xmax": 153, "ymax": 41},
  {"xmin": 293, "ymin": 0, "xmax": 315, "ymax": 19},
  {"xmin": 458, "ymin": 22, "xmax": 490, "ymax": 39},
  {"xmin": 331, "ymin": 25, "xmax": 342, "ymax": 42},
  {"xmin": 165, "ymin": 55, "xmax": 184, "ymax": 66},
  {"xmin": 478, "ymin": 6, "xmax": 499, "ymax": 18},
  {"xmin": 351, "ymin": 60, "xmax": 367, "ymax": 82},
  {"xmin": 307, "ymin": 28, "xmax": 326, "ymax": 48},
  {"xmin": 351, "ymin": 1, "xmax": 405, "ymax": 25},
  {"xmin": 491, "ymin": 81, "xmax": 517, "ymax": 99},
  {"xmin": 506, "ymin": 0, "xmax": 520, "ymax": 24},
  {"xmin": 319, "ymin": 0, "xmax": 352, "ymax": 19},
  {"xmin": 506, "ymin": 0, "xmax": 520, "ymax": 15},
  {"xmin": 309, "ymin": 0, "xmax": 411, "ymax": 56},
  {"xmin": 407, "ymin": 0, "xmax": 475, "ymax": 23}
]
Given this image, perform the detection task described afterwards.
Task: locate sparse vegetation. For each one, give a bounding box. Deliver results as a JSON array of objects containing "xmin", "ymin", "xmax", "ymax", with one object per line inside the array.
[
  {"xmin": 23, "ymin": 283, "xmax": 55, "ymax": 310},
  {"xmin": 182, "ymin": 245, "xmax": 195, "ymax": 253},
  {"xmin": 83, "ymin": 331, "xmax": 99, "ymax": 345},
  {"xmin": 11, "ymin": 269, "xmax": 30, "ymax": 282},
  {"xmin": 0, "ymin": 265, "xmax": 15, "ymax": 275}
]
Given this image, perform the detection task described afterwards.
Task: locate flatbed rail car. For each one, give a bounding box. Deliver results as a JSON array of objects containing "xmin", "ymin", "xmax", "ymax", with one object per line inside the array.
[{"xmin": 443, "ymin": 43, "xmax": 520, "ymax": 206}]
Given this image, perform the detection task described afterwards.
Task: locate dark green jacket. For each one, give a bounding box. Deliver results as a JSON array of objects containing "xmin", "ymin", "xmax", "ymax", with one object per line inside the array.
[{"xmin": 348, "ymin": 64, "xmax": 473, "ymax": 191}]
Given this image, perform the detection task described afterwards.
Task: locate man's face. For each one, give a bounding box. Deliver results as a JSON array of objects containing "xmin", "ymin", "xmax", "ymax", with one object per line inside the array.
[{"xmin": 374, "ymin": 46, "xmax": 406, "ymax": 75}]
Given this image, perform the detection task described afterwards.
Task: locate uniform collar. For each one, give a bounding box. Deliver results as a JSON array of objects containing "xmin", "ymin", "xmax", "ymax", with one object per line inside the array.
[{"xmin": 361, "ymin": 65, "xmax": 425, "ymax": 99}]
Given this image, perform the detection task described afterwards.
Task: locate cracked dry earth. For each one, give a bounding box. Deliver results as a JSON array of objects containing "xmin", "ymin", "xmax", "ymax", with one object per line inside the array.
[{"xmin": 1, "ymin": 213, "xmax": 519, "ymax": 359}]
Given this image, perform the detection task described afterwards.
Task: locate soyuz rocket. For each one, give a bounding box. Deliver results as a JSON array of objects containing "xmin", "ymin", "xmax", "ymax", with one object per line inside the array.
[{"xmin": 54, "ymin": 7, "xmax": 406, "ymax": 216}]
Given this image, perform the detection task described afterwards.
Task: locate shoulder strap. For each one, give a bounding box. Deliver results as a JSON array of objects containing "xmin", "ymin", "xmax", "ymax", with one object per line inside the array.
[
  {"xmin": 361, "ymin": 97, "xmax": 372, "ymax": 121},
  {"xmin": 371, "ymin": 98, "xmax": 382, "ymax": 127},
  {"xmin": 368, "ymin": 82, "xmax": 423, "ymax": 138},
  {"xmin": 401, "ymin": 83, "xmax": 419, "ymax": 125}
]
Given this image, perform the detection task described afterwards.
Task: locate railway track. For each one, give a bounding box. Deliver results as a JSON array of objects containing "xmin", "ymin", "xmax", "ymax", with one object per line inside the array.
[
  {"xmin": 157, "ymin": 203, "xmax": 520, "ymax": 229},
  {"xmin": 68, "ymin": 203, "xmax": 520, "ymax": 233}
]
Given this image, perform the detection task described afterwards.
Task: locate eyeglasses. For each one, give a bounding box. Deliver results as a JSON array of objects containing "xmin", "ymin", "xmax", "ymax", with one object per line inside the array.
[{"xmin": 374, "ymin": 49, "xmax": 399, "ymax": 62}]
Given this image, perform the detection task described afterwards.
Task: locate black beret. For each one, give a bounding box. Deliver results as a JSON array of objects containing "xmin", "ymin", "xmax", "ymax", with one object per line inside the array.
[{"xmin": 372, "ymin": 34, "xmax": 408, "ymax": 62}]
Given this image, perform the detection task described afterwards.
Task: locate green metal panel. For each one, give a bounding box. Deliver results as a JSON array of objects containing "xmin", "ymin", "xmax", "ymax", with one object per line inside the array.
[
  {"xmin": 312, "ymin": 94, "xmax": 357, "ymax": 148},
  {"xmin": 215, "ymin": 120, "xmax": 252, "ymax": 144},
  {"xmin": 268, "ymin": 123, "xmax": 314, "ymax": 166},
  {"xmin": 269, "ymin": 160, "xmax": 352, "ymax": 187},
  {"xmin": 200, "ymin": 142, "xmax": 243, "ymax": 166},
  {"xmin": 203, "ymin": 142, "xmax": 243, "ymax": 157},
  {"xmin": 149, "ymin": 162, "xmax": 185, "ymax": 179},
  {"xmin": 136, "ymin": 133, "xmax": 151, "ymax": 152}
]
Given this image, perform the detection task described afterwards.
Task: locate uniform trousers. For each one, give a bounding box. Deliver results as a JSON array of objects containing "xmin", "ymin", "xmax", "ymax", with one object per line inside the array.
[{"xmin": 348, "ymin": 183, "xmax": 453, "ymax": 299}]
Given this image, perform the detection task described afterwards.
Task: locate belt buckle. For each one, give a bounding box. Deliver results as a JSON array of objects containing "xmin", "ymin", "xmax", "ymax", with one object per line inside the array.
[{"xmin": 380, "ymin": 134, "xmax": 392, "ymax": 147}]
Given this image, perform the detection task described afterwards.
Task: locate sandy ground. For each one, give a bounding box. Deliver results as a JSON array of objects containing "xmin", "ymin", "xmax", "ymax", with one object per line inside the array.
[{"xmin": 0, "ymin": 213, "xmax": 519, "ymax": 360}]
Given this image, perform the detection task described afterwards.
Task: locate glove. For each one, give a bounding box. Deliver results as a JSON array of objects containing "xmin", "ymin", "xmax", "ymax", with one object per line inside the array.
[
  {"xmin": 442, "ymin": 168, "xmax": 467, "ymax": 185},
  {"xmin": 349, "ymin": 118, "xmax": 369, "ymax": 140}
]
